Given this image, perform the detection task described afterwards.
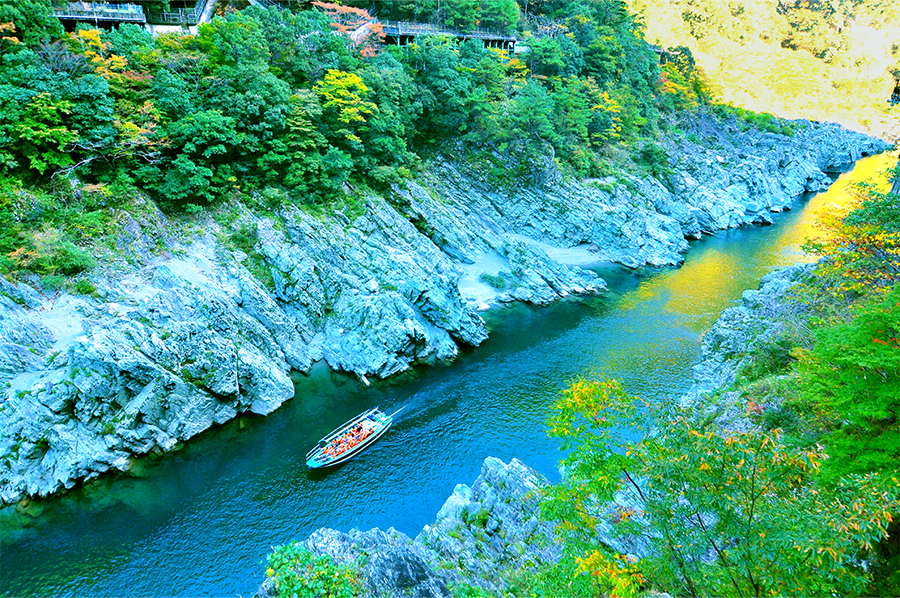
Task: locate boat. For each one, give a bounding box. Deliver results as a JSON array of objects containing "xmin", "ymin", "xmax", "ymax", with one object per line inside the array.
[{"xmin": 305, "ymin": 407, "xmax": 401, "ymax": 468}]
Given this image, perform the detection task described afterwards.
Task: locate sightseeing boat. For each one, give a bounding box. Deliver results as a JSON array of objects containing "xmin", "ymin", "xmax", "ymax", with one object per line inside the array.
[{"xmin": 305, "ymin": 407, "xmax": 401, "ymax": 468}]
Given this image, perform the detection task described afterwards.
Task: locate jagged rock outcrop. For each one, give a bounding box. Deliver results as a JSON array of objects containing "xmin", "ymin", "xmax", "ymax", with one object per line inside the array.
[
  {"xmin": 256, "ymin": 457, "xmax": 557, "ymax": 598},
  {"xmin": 680, "ymin": 262, "xmax": 817, "ymax": 429},
  {"xmin": 0, "ymin": 115, "xmax": 887, "ymax": 504}
]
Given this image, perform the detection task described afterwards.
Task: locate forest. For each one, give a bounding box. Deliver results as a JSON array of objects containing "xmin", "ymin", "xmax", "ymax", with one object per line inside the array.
[
  {"xmin": 0, "ymin": 0, "xmax": 710, "ymax": 284},
  {"xmin": 2, "ymin": 0, "xmax": 898, "ymax": 595}
]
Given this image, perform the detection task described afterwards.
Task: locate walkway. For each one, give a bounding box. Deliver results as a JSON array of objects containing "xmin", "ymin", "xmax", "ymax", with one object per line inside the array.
[
  {"xmin": 380, "ymin": 20, "xmax": 516, "ymax": 48},
  {"xmin": 52, "ymin": 2, "xmax": 145, "ymax": 23}
]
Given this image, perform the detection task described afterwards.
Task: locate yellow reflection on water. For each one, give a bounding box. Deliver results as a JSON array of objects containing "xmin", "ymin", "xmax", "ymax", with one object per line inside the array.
[
  {"xmin": 768, "ymin": 151, "xmax": 897, "ymax": 258},
  {"xmin": 615, "ymin": 152, "xmax": 897, "ymax": 333}
]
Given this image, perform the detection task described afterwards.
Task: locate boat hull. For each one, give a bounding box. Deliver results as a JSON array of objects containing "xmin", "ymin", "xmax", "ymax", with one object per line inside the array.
[
  {"xmin": 306, "ymin": 421, "xmax": 392, "ymax": 468},
  {"xmin": 305, "ymin": 407, "xmax": 399, "ymax": 469}
]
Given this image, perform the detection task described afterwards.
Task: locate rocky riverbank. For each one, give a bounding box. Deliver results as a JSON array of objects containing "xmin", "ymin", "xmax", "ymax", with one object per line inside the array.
[
  {"xmin": 0, "ymin": 114, "xmax": 887, "ymax": 505},
  {"xmin": 680, "ymin": 262, "xmax": 817, "ymax": 428},
  {"xmin": 256, "ymin": 457, "xmax": 557, "ymax": 598}
]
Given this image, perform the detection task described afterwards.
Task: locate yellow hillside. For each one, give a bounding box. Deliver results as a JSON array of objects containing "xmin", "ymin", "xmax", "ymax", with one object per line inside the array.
[{"xmin": 631, "ymin": 0, "xmax": 900, "ymax": 139}]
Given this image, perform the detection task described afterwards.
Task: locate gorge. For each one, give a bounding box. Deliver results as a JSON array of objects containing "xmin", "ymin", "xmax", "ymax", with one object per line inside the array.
[{"xmin": 1, "ymin": 150, "xmax": 893, "ymax": 597}]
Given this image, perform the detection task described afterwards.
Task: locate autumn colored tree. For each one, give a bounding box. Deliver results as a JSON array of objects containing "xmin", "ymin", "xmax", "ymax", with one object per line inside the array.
[
  {"xmin": 311, "ymin": 1, "xmax": 384, "ymax": 56},
  {"xmin": 314, "ymin": 69, "xmax": 376, "ymax": 148},
  {"xmin": 544, "ymin": 377, "xmax": 900, "ymax": 597},
  {"xmin": 804, "ymin": 168, "xmax": 900, "ymax": 297}
]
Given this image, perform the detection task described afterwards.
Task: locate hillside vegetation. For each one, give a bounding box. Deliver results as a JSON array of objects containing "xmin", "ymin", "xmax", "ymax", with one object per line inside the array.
[
  {"xmin": 628, "ymin": 0, "xmax": 900, "ymax": 138},
  {"xmin": 0, "ymin": 0, "xmax": 727, "ymax": 289},
  {"xmin": 536, "ymin": 158, "xmax": 900, "ymax": 597}
]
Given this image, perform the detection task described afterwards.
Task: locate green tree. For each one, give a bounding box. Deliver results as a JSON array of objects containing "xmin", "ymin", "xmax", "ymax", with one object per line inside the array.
[
  {"xmin": 478, "ymin": 0, "xmax": 519, "ymax": 33},
  {"xmin": 506, "ymin": 81, "xmax": 556, "ymax": 145},
  {"xmin": 246, "ymin": 6, "xmax": 355, "ymax": 87},
  {"xmin": 544, "ymin": 377, "xmax": 900, "ymax": 597},
  {"xmin": 281, "ymin": 91, "xmax": 329, "ymax": 200},
  {"xmin": 524, "ymin": 35, "xmax": 565, "ymax": 77},
  {"xmin": 144, "ymin": 109, "xmax": 241, "ymax": 207},
  {"xmin": 313, "ymin": 69, "xmax": 376, "ymax": 149},
  {"xmin": 0, "ymin": 0, "xmax": 63, "ymax": 46},
  {"xmin": 358, "ymin": 51, "xmax": 420, "ymax": 169},
  {"xmin": 266, "ymin": 542, "xmax": 360, "ymax": 598},
  {"xmin": 797, "ymin": 286, "xmax": 900, "ymax": 483},
  {"xmin": 409, "ymin": 36, "xmax": 474, "ymax": 139},
  {"xmin": 11, "ymin": 92, "xmax": 77, "ymax": 174}
]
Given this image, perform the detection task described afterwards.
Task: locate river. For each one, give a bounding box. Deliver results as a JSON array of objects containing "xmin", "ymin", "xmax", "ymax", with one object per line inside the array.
[{"xmin": 0, "ymin": 153, "xmax": 892, "ymax": 597}]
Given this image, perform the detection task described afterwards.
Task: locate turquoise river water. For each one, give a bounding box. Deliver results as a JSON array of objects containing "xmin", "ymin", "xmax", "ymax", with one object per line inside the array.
[{"xmin": 0, "ymin": 153, "xmax": 893, "ymax": 597}]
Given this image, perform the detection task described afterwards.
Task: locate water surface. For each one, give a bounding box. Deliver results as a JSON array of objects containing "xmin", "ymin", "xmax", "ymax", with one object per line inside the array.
[{"xmin": 1, "ymin": 153, "xmax": 892, "ymax": 597}]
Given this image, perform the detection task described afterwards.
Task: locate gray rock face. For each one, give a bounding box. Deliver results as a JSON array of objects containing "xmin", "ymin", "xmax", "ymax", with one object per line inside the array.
[
  {"xmin": 257, "ymin": 457, "xmax": 556, "ymax": 598},
  {"xmin": 0, "ymin": 242, "xmax": 297, "ymax": 504},
  {"xmin": 680, "ymin": 262, "xmax": 817, "ymax": 429},
  {"xmin": 0, "ymin": 115, "xmax": 887, "ymax": 504}
]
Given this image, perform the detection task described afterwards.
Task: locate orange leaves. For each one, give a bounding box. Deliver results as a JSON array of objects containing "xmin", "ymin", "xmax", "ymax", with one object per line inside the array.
[
  {"xmin": 575, "ymin": 550, "xmax": 644, "ymax": 598},
  {"xmin": 311, "ymin": 1, "xmax": 384, "ymax": 56},
  {"xmin": 0, "ymin": 21, "xmax": 19, "ymax": 46}
]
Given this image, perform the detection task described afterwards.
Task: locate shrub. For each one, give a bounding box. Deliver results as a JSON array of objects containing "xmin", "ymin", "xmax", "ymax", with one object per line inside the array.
[
  {"xmin": 448, "ymin": 582, "xmax": 493, "ymax": 597},
  {"xmin": 737, "ymin": 334, "xmax": 798, "ymax": 383},
  {"xmin": 68, "ymin": 210, "xmax": 110, "ymax": 242},
  {"xmin": 266, "ymin": 543, "xmax": 360, "ymax": 598},
  {"xmin": 637, "ymin": 142, "xmax": 672, "ymax": 181},
  {"xmin": 53, "ymin": 241, "xmax": 96, "ymax": 275},
  {"xmin": 229, "ymin": 222, "xmax": 259, "ymax": 255},
  {"xmin": 72, "ymin": 279, "xmax": 97, "ymax": 296},
  {"xmin": 479, "ymin": 272, "xmax": 507, "ymax": 289},
  {"xmin": 41, "ymin": 274, "xmax": 67, "ymax": 290}
]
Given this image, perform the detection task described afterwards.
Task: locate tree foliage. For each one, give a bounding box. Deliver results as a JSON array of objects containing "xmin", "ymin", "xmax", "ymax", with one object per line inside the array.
[
  {"xmin": 797, "ymin": 286, "xmax": 900, "ymax": 484},
  {"xmin": 0, "ymin": 0, "xmax": 717, "ymax": 281},
  {"xmin": 266, "ymin": 542, "xmax": 361, "ymax": 598},
  {"xmin": 544, "ymin": 377, "xmax": 900, "ymax": 597}
]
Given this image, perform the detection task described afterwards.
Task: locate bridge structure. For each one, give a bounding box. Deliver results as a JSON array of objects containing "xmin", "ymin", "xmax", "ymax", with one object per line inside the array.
[
  {"xmin": 52, "ymin": 0, "xmax": 517, "ymax": 47},
  {"xmin": 379, "ymin": 20, "xmax": 517, "ymax": 49},
  {"xmin": 52, "ymin": 2, "xmax": 146, "ymax": 23},
  {"xmin": 248, "ymin": 0, "xmax": 517, "ymax": 50},
  {"xmin": 52, "ymin": 0, "xmax": 211, "ymax": 27}
]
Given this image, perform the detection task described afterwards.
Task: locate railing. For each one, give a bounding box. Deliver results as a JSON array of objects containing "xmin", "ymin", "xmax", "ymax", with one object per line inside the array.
[
  {"xmin": 253, "ymin": 0, "xmax": 287, "ymax": 9},
  {"xmin": 380, "ymin": 20, "xmax": 516, "ymax": 41},
  {"xmin": 52, "ymin": 2, "xmax": 145, "ymax": 22},
  {"xmin": 147, "ymin": 0, "xmax": 208, "ymax": 25}
]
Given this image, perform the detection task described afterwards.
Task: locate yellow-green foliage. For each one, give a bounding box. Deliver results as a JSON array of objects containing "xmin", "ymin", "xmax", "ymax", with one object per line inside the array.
[
  {"xmin": 266, "ymin": 542, "xmax": 361, "ymax": 598},
  {"xmin": 630, "ymin": 0, "xmax": 900, "ymax": 134},
  {"xmin": 544, "ymin": 377, "xmax": 900, "ymax": 597}
]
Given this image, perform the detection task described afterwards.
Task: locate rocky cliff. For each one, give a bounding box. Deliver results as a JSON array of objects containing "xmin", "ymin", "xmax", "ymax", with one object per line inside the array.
[
  {"xmin": 680, "ymin": 262, "xmax": 817, "ymax": 429},
  {"xmin": 0, "ymin": 114, "xmax": 887, "ymax": 504},
  {"xmin": 256, "ymin": 457, "xmax": 557, "ymax": 598}
]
